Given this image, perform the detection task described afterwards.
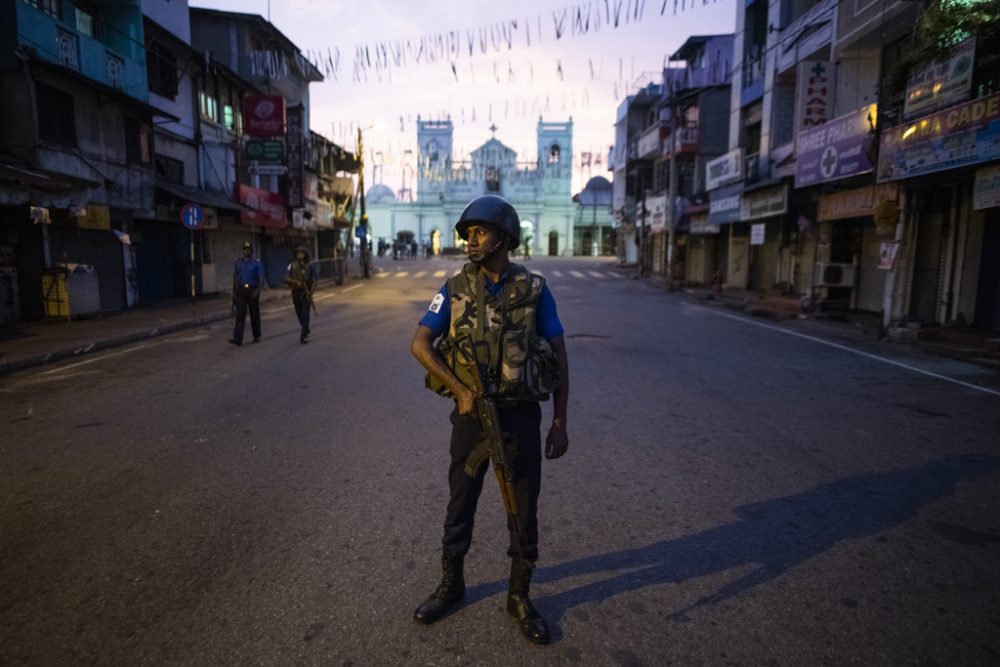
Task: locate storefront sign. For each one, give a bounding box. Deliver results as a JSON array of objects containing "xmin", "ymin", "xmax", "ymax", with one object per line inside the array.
[
  {"xmin": 238, "ymin": 184, "xmax": 286, "ymax": 228},
  {"xmin": 689, "ymin": 213, "xmax": 719, "ymax": 235},
  {"xmin": 796, "ymin": 104, "xmax": 876, "ymax": 187},
  {"xmin": 741, "ymin": 184, "xmax": 788, "ymax": 221},
  {"xmin": 706, "ymin": 149, "xmax": 743, "ymax": 190},
  {"xmin": 750, "ymin": 223, "xmax": 766, "ymax": 246},
  {"xmin": 878, "ymin": 242, "xmax": 900, "ymax": 270},
  {"xmin": 795, "ymin": 61, "xmax": 834, "ymax": 138},
  {"xmin": 708, "ymin": 183, "xmax": 741, "ymax": 225},
  {"xmin": 647, "ymin": 194, "xmax": 668, "ymax": 232},
  {"xmin": 878, "ymin": 92, "xmax": 1000, "ymax": 182},
  {"xmin": 904, "ymin": 37, "xmax": 975, "ymax": 121},
  {"xmin": 246, "ymin": 139, "xmax": 285, "ymax": 162},
  {"xmin": 973, "ymin": 164, "xmax": 1000, "ymax": 210},
  {"xmin": 286, "ymin": 105, "xmax": 304, "ymax": 209},
  {"xmin": 244, "ymin": 95, "xmax": 286, "ymax": 137},
  {"xmin": 817, "ymin": 184, "xmax": 898, "ymax": 222},
  {"xmin": 76, "ymin": 205, "xmax": 111, "ymax": 230}
]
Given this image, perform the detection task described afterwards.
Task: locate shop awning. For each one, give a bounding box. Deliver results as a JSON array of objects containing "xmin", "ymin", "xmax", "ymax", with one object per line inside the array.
[
  {"xmin": 155, "ymin": 182, "xmax": 245, "ymax": 212},
  {"xmin": 0, "ymin": 162, "xmax": 100, "ymax": 192}
]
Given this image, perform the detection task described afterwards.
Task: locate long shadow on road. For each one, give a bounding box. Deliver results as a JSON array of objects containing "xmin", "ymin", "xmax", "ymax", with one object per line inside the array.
[{"xmin": 462, "ymin": 454, "xmax": 1000, "ymax": 635}]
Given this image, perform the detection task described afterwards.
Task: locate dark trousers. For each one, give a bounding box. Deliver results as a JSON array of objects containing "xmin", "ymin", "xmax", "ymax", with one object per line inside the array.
[
  {"xmin": 232, "ymin": 286, "xmax": 261, "ymax": 343},
  {"xmin": 442, "ymin": 401, "xmax": 542, "ymax": 562},
  {"xmin": 293, "ymin": 294, "xmax": 311, "ymax": 337}
]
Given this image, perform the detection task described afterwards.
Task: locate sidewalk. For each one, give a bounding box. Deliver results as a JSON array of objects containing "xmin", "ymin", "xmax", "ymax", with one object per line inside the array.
[
  {"xmin": 620, "ymin": 264, "xmax": 1000, "ymax": 369},
  {"xmin": 0, "ymin": 282, "xmax": 326, "ymax": 378}
]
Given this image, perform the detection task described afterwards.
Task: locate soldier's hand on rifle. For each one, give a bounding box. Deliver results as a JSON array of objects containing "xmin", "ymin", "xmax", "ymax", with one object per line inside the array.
[
  {"xmin": 545, "ymin": 419, "xmax": 568, "ymax": 459},
  {"xmin": 455, "ymin": 385, "xmax": 476, "ymax": 416}
]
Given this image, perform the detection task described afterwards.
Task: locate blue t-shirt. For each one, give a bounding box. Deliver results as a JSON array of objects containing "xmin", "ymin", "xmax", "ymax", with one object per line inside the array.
[
  {"xmin": 234, "ymin": 257, "xmax": 266, "ymax": 287},
  {"xmin": 419, "ymin": 273, "xmax": 565, "ymax": 340}
]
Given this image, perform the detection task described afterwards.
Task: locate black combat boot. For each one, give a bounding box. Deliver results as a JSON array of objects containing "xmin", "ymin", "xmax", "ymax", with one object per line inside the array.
[
  {"xmin": 507, "ymin": 557, "xmax": 550, "ymax": 644},
  {"xmin": 413, "ymin": 554, "xmax": 465, "ymax": 624}
]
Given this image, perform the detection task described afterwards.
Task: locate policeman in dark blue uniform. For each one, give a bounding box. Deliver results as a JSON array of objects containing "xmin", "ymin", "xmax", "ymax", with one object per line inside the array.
[{"xmin": 229, "ymin": 241, "xmax": 266, "ymax": 346}]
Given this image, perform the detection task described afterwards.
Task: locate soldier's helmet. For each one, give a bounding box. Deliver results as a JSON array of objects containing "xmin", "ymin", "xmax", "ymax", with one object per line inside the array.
[{"xmin": 455, "ymin": 195, "xmax": 520, "ymax": 250}]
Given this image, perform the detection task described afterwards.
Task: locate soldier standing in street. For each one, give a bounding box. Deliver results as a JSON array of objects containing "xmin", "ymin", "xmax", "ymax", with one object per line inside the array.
[
  {"xmin": 410, "ymin": 194, "xmax": 570, "ymax": 644},
  {"xmin": 229, "ymin": 241, "xmax": 266, "ymax": 346},
  {"xmin": 285, "ymin": 245, "xmax": 317, "ymax": 344}
]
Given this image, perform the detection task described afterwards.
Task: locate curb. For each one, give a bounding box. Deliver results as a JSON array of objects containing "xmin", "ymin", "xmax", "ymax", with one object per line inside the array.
[{"xmin": 0, "ymin": 311, "xmax": 231, "ymax": 379}]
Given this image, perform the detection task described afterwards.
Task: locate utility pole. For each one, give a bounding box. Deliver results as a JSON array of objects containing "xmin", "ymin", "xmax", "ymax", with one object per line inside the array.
[
  {"xmin": 357, "ymin": 127, "xmax": 370, "ymax": 278},
  {"xmin": 666, "ymin": 79, "xmax": 678, "ymax": 291}
]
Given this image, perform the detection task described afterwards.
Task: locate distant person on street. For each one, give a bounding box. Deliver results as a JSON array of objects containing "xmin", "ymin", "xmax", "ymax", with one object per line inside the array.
[
  {"xmin": 409, "ymin": 194, "xmax": 570, "ymax": 645},
  {"xmin": 229, "ymin": 241, "xmax": 266, "ymax": 346},
  {"xmin": 285, "ymin": 245, "xmax": 317, "ymax": 344}
]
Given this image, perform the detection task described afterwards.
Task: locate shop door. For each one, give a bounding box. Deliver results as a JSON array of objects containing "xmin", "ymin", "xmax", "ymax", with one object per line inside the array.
[
  {"xmin": 135, "ymin": 220, "xmax": 184, "ymax": 302},
  {"xmin": 911, "ymin": 213, "xmax": 945, "ymax": 324},
  {"xmin": 856, "ymin": 225, "xmax": 888, "ymax": 313},
  {"xmin": 975, "ymin": 212, "xmax": 1000, "ymax": 331},
  {"xmin": 728, "ymin": 236, "xmax": 749, "ymax": 288}
]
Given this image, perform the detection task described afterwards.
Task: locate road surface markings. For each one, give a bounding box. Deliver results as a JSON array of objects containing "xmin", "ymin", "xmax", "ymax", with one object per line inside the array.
[
  {"xmin": 570, "ymin": 271, "xmax": 586, "ymax": 278},
  {"xmin": 376, "ymin": 273, "xmax": 390, "ymax": 279},
  {"xmin": 434, "ymin": 270, "xmax": 447, "ymax": 277},
  {"xmin": 552, "ymin": 270, "xmax": 563, "ymax": 277},
  {"xmin": 694, "ymin": 305, "xmax": 1000, "ymax": 398},
  {"xmin": 341, "ymin": 284, "xmax": 363, "ymax": 293},
  {"xmin": 394, "ymin": 272, "xmax": 409, "ymax": 278},
  {"xmin": 452, "ymin": 269, "xmax": 462, "ymax": 276},
  {"xmin": 39, "ymin": 343, "xmax": 157, "ymax": 376},
  {"xmin": 414, "ymin": 271, "xmax": 427, "ymax": 278},
  {"xmin": 588, "ymin": 271, "xmax": 605, "ymax": 278}
]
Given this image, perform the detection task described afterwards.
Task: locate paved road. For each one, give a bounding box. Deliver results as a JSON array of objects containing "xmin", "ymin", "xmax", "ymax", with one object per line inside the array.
[{"xmin": 2, "ymin": 256, "xmax": 999, "ymax": 666}]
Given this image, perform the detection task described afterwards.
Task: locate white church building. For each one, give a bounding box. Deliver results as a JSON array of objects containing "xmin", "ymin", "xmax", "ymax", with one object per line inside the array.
[{"xmin": 364, "ymin": 117, "xmax": 580, "ymax": 256}]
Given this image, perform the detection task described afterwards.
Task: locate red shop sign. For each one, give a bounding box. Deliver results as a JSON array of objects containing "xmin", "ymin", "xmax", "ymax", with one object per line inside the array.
[
  {"xmin": 238, "ymin": 184, "xmax": 286, "ymax": 228},
  {"xmin": 244, "ymin": 95, "xmax": 286, "ymax": 137}
]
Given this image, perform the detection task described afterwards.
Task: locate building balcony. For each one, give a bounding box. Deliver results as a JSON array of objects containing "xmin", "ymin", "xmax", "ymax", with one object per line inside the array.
[
  {"xmin": 663, "ymin": 127, "xmax": 700, "ymax": 157},
  {"xmin": 636, "ymin": 123, "xmax": 664, "ymax": 159},
  {"xmin": 15, "ymin": 1, "xmax": 148, "ymax": 101}
]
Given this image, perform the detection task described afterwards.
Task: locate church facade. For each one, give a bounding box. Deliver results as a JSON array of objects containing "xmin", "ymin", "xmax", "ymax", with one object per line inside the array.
[{"xmin": 365, "ymin": 117, "xmax": 578, "ymax": 256}]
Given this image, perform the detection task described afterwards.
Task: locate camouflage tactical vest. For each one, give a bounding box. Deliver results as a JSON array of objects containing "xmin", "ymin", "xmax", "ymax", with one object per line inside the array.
[{"xmin": 427, "ymin": 262, "xmax": 559, "ymax": 403}]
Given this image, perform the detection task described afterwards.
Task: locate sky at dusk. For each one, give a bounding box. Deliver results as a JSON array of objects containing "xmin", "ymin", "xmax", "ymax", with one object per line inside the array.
[{"xmin": 189, "ymin": 0, "xmax": 737, "ymax": 195}]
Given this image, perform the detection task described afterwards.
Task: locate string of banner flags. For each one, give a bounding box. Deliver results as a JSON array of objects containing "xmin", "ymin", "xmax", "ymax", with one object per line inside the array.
[{"xmin": 302, "ymin": 0, "xmax": 722, "ymax": 83}]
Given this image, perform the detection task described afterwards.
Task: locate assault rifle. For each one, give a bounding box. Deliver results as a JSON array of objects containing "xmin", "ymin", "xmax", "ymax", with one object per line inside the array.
[{"xmin": 463, "ymin": 358, "xmax": 524, "ymax": 559}]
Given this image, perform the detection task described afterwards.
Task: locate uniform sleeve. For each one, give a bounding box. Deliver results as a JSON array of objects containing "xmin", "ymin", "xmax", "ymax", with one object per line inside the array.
[
  {"xmin": 418, "ymin": 283, "xmax": 450, "ymax": 337},
  {"xmin": 536, "ymin": 283, "xmax": 565, "ymax": 339}
]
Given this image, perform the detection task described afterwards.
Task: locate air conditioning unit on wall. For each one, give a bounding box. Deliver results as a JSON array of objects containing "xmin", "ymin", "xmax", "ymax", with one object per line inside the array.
[{"xmin": 815, "ymin": 262, "xmax": 856, "ymax": 288}]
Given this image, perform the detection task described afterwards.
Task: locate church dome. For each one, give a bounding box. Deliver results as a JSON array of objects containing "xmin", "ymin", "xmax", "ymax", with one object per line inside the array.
[
  {"xmin": 584, "ymin": 176, "xmax": 612, "ymax": 190},
  {"xmin": 366, "ymin": 184, "xmax": 396, "ymax": 204}
]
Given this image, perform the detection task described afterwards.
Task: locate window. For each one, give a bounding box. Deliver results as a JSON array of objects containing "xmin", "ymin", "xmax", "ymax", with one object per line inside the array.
[
  {"xmin": 155, "ymin": 155, "xmax": 184, "ymax": 184},
  {"xmin": 548, "ymin": 144, "xmax": 561, "ymax": 163},
  {"xmin": 24, "ymin": 0, "xmax": 60, "ymax": 19},
  {"xmin": 223, "ymin": 104, "xmax": 235, "ymax": 131},
  {"xmin": 147, "ymin": 43, "xmax": 178, "ymax": 99},
  {"xmin": 35, "ymin": 82, "xmax": 77, "ymax": 147},
  {"xmin": 199, "ymin": 87, "xmax": 217, "ymax": 123},
  {"xmin": 75, "ymin": 1, "xmax": 97, "ymax": 38},
  {"xmin": 124, "ymin": 117, "xmax": 152, "ymax": 164}
]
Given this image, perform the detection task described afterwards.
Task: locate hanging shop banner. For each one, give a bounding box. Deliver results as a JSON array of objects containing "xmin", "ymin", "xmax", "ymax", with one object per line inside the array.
[
  {"xmin": 817, "ymin": 183, "xmax": 898, "ymax": 222},
  {"xmin": 795, "ymin": 104, "xmax": 876, "ymax": 187},
  {"xmin": 878, "ymin": 92, "xmax": 1000, "ymax": 183},
  {"xmin": 286, "ymin": 105, "xmax": 304, "ymax": 208},
  {"xmin": 689, "ymin": 213, "xmax": 719, "ymax": 235},
  {"xmin": 795, "ymin": 61, "xmax": 834, "ymax": 139},
  {"xmin": 75, "ymin": 205, "xmax": 111, "ymax": 230},
  {"xmin": 904, "ymin": 37, "xmax": 975, "ymax": 121},
  {"xmin": 706, "ymin": 148, "xmax": 743, "ymax": 191},
  {"xmin": 973, "ymin": 164, "xmax": 1000, "ymax": 210},
  {"xmin": 708, "ymin": 182, "xmax": 742, "ymax": 225},
  {"xmin": 244, "ymin": 95, "xmax": 286, "ymax": 137},
  {"xmin": 238, "ymin": 184, "xmax": 286, "ymax": 228},
  {"xmin": 741, "ymin": 184, "xmax": 788, "ymax": 221}
]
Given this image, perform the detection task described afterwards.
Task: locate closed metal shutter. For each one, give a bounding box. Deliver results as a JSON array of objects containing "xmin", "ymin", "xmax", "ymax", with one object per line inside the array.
[
  {"xmin": 975, "ymin": 214, "xmax": 1000, "ymax": 331},
  {"xmin": 14, "ymin": 219, "xmax": 44, "ymax": 320},
  {"xmin": 49, "ymin": 227, "xmax": 125, "ymax": 313},
  {"xmin": 856, "ymin": 225, "xmax": 887, "ymax": 313},
  {"xmin": 134, "ymin": 219, "xmax": 185, "ymax": 302}
]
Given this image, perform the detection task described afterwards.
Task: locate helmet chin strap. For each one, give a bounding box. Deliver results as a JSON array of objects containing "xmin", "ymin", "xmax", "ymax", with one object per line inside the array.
[{"xmin": 468, "ymin": 237, "xmax": 505, "ymax": 264}]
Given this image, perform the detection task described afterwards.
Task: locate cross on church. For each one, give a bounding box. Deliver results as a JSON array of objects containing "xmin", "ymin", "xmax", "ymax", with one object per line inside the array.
[{"xmin": 489, "ymin": 124, "xmax": 498, "ymax": 138}]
